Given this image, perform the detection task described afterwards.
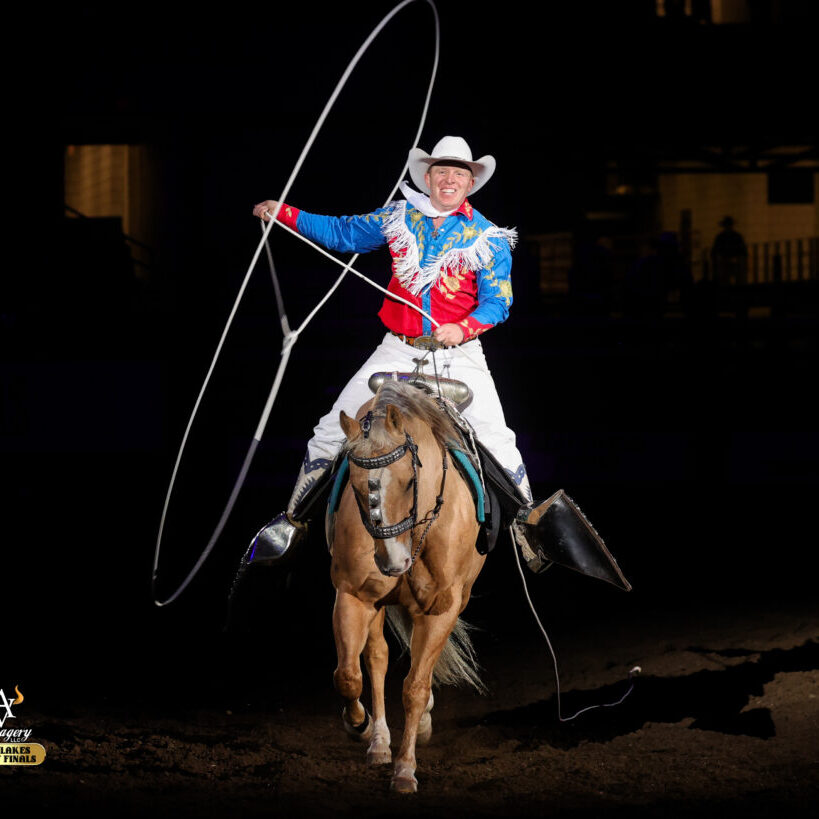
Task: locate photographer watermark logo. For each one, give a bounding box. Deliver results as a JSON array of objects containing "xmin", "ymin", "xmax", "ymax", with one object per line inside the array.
[{"xmin": 0, "ymin": 685, "xmax": 46, "ymax": 765}]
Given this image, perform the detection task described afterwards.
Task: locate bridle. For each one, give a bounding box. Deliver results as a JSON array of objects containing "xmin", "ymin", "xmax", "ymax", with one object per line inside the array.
[{"xmin": 348, "ymin": 410, "xmax": 448, "ymax": 566}]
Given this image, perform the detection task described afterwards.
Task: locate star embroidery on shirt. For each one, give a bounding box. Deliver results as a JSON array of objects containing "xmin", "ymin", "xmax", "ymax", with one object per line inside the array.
[
  {"xmin": 439, "ymin": 268, "xmax": 467, "ymax": 298},
  {"xmin": 460, "ymin": 224, "xmax": 481, "ymax": 243},
  {"xmin": 439, "ymin": 228, "xmax": 463, "ymax": 254}
]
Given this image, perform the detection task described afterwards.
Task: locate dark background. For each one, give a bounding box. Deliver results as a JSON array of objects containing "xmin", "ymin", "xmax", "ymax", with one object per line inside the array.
[{"xmin": 4, "ymin": 1, "xmax": 817, "ymax": 722}]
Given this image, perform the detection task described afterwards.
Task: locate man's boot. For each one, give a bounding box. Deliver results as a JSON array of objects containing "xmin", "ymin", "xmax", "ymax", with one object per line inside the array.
[
  {"xmin": 228, "ymin": 452, "xmax": 338, "ymax": 607},
  {"xmin": 471, "ymin": 441, "xmax": 542, "ymax": 568},
  {"xmin": 511, "ymin": 517, "xmax": 553, "ymax": 573},
  {"xmin": 245, "ymin": 451, "xmax": 337, "ymax": 566},
  {"xmin": 245, "ymin": 511, "xmax": 307, "ymax": 564},
  {"xmin": 505, "ymin": 472, "xmax": 556, "ymax": 573}
]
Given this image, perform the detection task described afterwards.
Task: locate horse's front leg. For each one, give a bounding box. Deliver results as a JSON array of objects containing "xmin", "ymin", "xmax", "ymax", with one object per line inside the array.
[
  {"xmin": 392, "ymin": 599, "xmax": 461, "ymax": 794},
  {"xmin": 333, "ymin": 590, "xmax": 376, "ymax": 743},
  {"xmin": 362, "ymin": 607, "xmax": 391, "ymax": 766}
]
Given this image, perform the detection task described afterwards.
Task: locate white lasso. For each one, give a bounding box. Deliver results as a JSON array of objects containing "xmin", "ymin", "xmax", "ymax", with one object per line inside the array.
[{"xmin": 152, "ymin": 0, "xmax": 442, "ymax": 606}]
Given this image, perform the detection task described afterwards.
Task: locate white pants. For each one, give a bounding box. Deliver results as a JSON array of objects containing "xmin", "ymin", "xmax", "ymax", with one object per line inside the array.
[{"xmin": 296, "ymin": 332, "xmax": 530, "ymax": 505}]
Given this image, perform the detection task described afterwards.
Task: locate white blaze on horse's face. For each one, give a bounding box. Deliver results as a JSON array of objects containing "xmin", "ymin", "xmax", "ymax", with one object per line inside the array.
[
  {"xmin": 372, "ymin": 468, "xmax": 413, "ymax": 577},
  {"xmin": 340, "ymin": 405, "xmax": 418, "ymax": 578}
]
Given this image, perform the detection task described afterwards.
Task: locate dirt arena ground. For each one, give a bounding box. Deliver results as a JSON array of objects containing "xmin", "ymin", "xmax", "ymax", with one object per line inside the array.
[{"xmin": 5, "ymin": 567, "xmax": 817, "ymax": 818}]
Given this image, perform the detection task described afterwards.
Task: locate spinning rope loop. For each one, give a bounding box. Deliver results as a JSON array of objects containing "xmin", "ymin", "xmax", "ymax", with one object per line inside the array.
[{"xmin": 152, "ymin": 0, "xmax": 442, "ymax": 606}]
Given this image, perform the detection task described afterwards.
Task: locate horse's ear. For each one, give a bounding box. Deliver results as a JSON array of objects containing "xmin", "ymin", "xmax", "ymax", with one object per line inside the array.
[
  {"xmin": 339, "ymin": 410, "xmax": 359, "ymax": 441},
  {"xmin": 384, "ymin": 404, "xmax": 404, "ymax": 435}
]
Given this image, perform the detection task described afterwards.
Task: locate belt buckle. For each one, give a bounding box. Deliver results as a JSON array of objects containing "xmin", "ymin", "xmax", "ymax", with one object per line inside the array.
[{"xmin": 413, "ymin": 335, "xmax": 443, "ymax": 351}]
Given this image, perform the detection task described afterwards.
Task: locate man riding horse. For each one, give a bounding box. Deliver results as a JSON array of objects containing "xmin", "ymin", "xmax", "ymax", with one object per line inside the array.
[{"xmin": 245, "ymin": 136, "xmax": 629, "ymax": 591}]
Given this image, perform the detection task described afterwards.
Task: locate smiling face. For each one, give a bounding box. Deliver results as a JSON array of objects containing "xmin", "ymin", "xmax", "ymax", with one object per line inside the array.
[{"xmin": 424, "ymin": 162, "xmax": 475, "ymax": 213}]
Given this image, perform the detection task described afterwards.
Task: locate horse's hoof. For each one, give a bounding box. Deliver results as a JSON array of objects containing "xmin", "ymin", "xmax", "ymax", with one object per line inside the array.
[
  {"xmin": 367, "ymin": 748, "xmax": 392, "ymax": 767},
  {"xmin": 391, "ymin": 762, "xmax": 418, "ymax": 793},
  {"xmin": 390, "ymin": 775, "xmax": 418, "ymax": 794}
]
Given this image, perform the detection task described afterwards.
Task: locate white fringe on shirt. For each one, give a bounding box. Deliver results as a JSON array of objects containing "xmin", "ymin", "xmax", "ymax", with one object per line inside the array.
[{"xmin": 383, "ymin": 200, "xmax": 518, "ymax": 296}]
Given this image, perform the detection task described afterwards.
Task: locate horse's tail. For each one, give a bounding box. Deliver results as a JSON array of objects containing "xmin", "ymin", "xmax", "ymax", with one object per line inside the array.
[{"xmin": 385, "ymin": 606, "xmax": 487, "ymax": 695}]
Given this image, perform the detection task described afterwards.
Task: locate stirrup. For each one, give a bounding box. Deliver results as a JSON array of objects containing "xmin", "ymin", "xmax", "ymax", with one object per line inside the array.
[
  {"xmin": 246, "ymin": 512, "xmax": 307, "ymax": 565},
  {"xmin": 515, "ymin": 490, "xmax": 632, "ymax": 591}
]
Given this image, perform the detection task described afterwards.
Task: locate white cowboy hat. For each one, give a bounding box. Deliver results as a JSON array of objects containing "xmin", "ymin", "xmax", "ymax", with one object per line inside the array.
[{"xmin": 408, "ymin": 136, "xmax": 496, "ymax": 196}]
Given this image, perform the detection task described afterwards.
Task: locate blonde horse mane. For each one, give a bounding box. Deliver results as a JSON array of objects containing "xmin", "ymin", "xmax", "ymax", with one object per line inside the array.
[{"xmin": 345, "ymin": 380, "xmax": 462, "ymax": 459}]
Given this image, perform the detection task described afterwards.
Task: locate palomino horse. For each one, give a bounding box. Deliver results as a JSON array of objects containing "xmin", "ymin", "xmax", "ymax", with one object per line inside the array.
[{"xmin": 330, "ymin": 380, "xmax": 485, "ymax": 793}]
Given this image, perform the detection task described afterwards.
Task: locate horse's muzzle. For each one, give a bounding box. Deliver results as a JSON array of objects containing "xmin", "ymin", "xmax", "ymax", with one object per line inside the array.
[{"xmin": 374, "ymin": 550, "xmax": 412, "ymax": 577}]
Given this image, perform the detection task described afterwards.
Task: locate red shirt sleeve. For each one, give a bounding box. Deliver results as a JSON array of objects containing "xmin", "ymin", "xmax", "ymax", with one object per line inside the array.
[
  {"xmin": 458, "ymin": 315, "xmax": 494, "ymax": 341},
  {"xmin": 275, "ymin": 203, "xmax": 300, "ymax": 230}
]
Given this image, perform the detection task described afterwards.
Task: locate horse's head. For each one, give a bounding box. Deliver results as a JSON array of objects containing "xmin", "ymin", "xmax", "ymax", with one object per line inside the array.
[{"xmin": 340, "ymin": 404, "xmax": 420, "ymax": 577}]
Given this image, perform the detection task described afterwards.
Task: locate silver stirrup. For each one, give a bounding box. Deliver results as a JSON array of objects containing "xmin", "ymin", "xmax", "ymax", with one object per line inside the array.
[{"xmin": 246, "ymin": 512, "xmax": 306, "ymax": 565}]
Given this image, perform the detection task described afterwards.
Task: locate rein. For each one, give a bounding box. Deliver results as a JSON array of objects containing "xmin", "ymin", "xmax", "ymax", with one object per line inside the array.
[{"xmin": 348, "ymin": 412, "xmax": 448, "ymax": 567}]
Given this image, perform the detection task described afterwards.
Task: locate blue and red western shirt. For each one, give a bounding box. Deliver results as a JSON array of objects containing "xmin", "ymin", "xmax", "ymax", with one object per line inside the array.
[{"xmin": 274, "ymin": 198, "xmax": 517, "ymax": 340}]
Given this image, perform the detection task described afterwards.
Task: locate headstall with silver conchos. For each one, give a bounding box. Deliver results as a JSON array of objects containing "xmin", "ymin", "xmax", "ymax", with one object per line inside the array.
[
  {"xmin": 348, "ymin": 412, "xmax": 421, "ymax": 539},
  {"xmin": 348, "ymin": 411, "xmax": 448, "ymax": 562}
]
